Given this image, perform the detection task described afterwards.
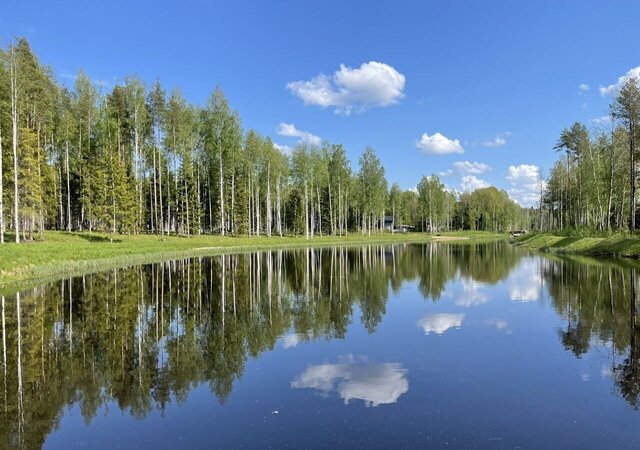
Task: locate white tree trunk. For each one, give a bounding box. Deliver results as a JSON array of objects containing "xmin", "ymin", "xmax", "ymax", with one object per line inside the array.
[
  {"xmin": 11, "ymin": 46, "xmax": 19, "ymax": 244},
  {"xmin": 0, "ymin": 124, "xmax": 4, "ymax": 243},
  {"xmin": 266, "ymin": 161, "xmax": 272, "ymax": 237},
  {"xmin": 276, "ymin": 175, "xmax": 282, "ymax": 237},
  {"xmin": 65, "ymin": 134, "xmax": 72, "ymax": 232},
  {"xmin": 219, "ymin": 147, "xmax": 225, "ymax": 236},
  {"xmin": 304, "ymin": 181, "xmax": 309, "ymax": 240}
]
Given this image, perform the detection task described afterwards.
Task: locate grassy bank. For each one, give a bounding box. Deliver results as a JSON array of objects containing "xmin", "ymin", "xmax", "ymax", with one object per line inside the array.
[
  {"xmin": 0, "ymin": 230, "xmax": 503, "ymax": 289},
  {"xmin": 515, "ymin": 232, "xmax": 640, "ymax": 259}
]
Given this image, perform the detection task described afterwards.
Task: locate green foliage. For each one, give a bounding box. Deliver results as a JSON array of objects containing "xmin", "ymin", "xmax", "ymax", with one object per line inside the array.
[{"xmin": 0, "ymin": 37, "xmax": 529, "ymax": 244}]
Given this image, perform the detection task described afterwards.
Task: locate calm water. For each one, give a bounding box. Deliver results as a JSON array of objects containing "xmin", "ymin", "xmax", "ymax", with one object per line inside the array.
[{"xmin": 2, "ymin": 241, "xmax": 640, "ymax": 449}]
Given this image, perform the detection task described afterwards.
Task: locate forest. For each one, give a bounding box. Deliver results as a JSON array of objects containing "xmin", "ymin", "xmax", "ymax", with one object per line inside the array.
[
  {"xmin": 540, "ymin": 75, "xmax": 640, "ymax": 233},
  {"xmin": 0, "ymin": 38, "xmax": 529, "ymax": 244}
]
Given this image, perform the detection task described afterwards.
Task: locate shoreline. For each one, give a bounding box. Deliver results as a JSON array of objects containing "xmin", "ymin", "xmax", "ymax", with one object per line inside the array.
[
  {"xmin": 0, "ymin": 231, "xmax": 499, "ymax": 293},
  {"xmin": 514, "ymin": 232, "xmax": 640, "ymax": 260}
]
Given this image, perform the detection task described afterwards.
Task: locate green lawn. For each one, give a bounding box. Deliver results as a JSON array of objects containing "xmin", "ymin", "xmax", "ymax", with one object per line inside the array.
[
  {"xmin": 0, "ymin": 230, "xmax": 503, "ymax": 288},
  {"xmin": 515, "ymin": 232, "xmax": 640, "ymax": 259}
]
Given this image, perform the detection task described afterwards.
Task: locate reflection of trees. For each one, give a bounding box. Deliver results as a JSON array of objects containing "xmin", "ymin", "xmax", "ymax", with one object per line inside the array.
[
  {"xmin": 0, "ymin": 241, "xmax": 522, "ymax": 447},
  {"xmin": 613, "ymin": 268, "xmax": 640, "ymax": 409},
  {"xmin": 541, "ymin": 258, "xmax": 640, "ymax": 409}
]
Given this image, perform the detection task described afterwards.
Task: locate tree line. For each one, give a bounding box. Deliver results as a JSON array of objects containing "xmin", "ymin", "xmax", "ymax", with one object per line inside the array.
[
  {"xmin": 539, "ymin": 75, "xmax": 640, "ymax": 233},
  {"xmin": 0, "ymin": 38, "xmax": 528, "ymax": 243}
]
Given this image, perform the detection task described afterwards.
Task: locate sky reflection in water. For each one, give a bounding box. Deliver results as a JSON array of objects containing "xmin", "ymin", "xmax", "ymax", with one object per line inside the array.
[{"xmin": 1, "ymin": 242, "xmax": 639, "ymax": 449}]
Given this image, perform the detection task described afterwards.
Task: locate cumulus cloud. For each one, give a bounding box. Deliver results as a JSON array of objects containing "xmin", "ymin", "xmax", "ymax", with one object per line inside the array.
[
  {"xmin": 461, "ymin": 175, "xmax": 490, "ymax": 192},
  {"xmin": 506, "ymin": 164, "xmax": 544, "ymax": 207},
  {"xmin": 452, "ymin": 161, "xmax": 491, "ymax": 175},
  {"xmin": 287, "ymin": 61, "xmax": 406, "ymax": 115},
  {"xmin": 291, "ymin": 355, "xmax": 408, "ymax": 407},
  {"xmin": 483, "ymin": 136, "xmax": 506, "ymax": 147},
  {"xmin": 276, "ymin": 122, "xmax": 322, "ymax": 146},
  {"xmin": 482, "ymin": 131, "xmax": 511, "ymax": 148},
  {"xmin": 418, "ymin": 313, "xmax": 465, "ymax": 335},
  {"xmin": 599, "ymin": 66, "xmax": 640, "ymax": 96},
  {"xmin": 416, "ymin": 132, "xmax": 464, "ymax": 155},
  {"xmin": 273, "ymin": 143, "xmax": 293, "ymax": 155},
  {"xmin": 578, "ymin": 83, "xmax": 590, "ymax": 92}
]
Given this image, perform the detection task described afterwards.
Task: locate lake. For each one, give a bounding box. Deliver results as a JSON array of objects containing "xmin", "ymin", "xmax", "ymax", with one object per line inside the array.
[{"xmin": 1, "ymin": 241, "xmax": 640, "ymax": 449}]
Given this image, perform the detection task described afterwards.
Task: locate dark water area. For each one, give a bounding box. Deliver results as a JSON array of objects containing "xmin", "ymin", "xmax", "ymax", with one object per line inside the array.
[{"xmin": 1, "ymin": 242, "xmax": 640, "ymax": 449}]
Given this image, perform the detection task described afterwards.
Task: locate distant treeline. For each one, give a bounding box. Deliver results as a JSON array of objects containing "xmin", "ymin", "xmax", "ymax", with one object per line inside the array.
[
  {"xmin": 0, "ymin": 38, "xmax": 529, "ymax": 243},
  {"xmin": 540, "ymin": 75, "xmax": 640, "ymax": 233}
]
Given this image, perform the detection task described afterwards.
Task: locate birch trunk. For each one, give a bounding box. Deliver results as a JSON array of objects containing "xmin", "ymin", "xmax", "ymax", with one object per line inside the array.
[
  {"xmin": 266, "ymin": 161, "xmax": 272, "ymax": 237},
  {"xmin": 11, "ymin": 46, "xmax": 19, "ymax": 243},
  {"xmin": 0, "ymin": 123, "xmax": 4, "ymax": 243},
  {"xmin": 219, "ymin": 146, "xmax": 225, "ymax": 236}
]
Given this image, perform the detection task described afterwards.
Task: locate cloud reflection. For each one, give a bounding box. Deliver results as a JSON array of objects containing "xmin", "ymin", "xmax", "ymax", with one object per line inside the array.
[
  {"xmin": 418, "ymin": 313, "xmax": 465, "ymax": 335},
  {"xmin": 484, "ymin": 319, "xmax": 511, "ymax": 333},
  {"xmin": 455, "ymin": 278, "xmax": 490, "ymax": 306},
  {"xmin": 281, "ymin": 333, "xmax": 301, "ymax": 349},
  {"xmin": 291, "ymin": 355, "xmax": 408, "ymax": 407},
  {"xmin": 508, "ymin": 258, "xmax": 543, "ymax": 302}
]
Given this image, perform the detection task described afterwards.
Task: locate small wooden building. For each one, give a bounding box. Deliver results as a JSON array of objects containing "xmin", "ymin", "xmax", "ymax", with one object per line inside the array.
[{"xmin": 384, "ymin": 216, "xmax": 415, "ymax": 233}]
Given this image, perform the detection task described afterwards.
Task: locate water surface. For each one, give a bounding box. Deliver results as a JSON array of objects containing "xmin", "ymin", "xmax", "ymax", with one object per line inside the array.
[{"xmin": 1, "ymin": 242, "xmax": 640, "ymax": 448}]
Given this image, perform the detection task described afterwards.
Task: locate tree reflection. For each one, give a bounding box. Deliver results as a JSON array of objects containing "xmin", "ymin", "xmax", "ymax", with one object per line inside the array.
[
  {"xmin": 0, "ymin": 241, "xmax": 521, "ymax": 447},
  {"xmin": 612, "ymin": 268, "xmax": 640, "ymax": 409},
  {"xmin": 540, "ymin": 257, "xmax": 640, "ymax": 409}
]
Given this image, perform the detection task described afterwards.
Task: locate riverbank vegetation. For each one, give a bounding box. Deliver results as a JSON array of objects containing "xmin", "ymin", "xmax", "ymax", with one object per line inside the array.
[
  {"xmin": 0, "ymin": 230, "xmax": 502, "ymax": 287},
  {"xmin": 516, "ymin": 232, "xmax": 640, "ymax": 259},
  {"xmin": 518, "ymin": 74, "xmax": 640, "ymax": 257},
  {"xmin": 0, "ymin": 38, "xmax": 528, "ymax": 247},
  {"xmin": 535, "ymin": 74, "xmax": 640, "ymax": 233}
]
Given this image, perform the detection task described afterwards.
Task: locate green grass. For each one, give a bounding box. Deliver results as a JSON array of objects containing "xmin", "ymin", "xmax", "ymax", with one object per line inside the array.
[
  {"xmin": 515, "ymin": 232, "xmax": 640, "ymax": 259},
  {"xmin": 0, "ymin": 230, "xmax": 504, "ymax": 289}
]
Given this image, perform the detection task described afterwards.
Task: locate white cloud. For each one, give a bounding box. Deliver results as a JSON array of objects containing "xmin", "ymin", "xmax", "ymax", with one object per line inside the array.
[
  {"xmin": 483, "ymin": 136, "xmax": 506, "ymax": 147},
  {"xmin": 273, "ymin": 143, "xmax": 293, "ymax": 155},
  {"xmin": 461, "ymin": 175, "xmax": 490, "ymax": 192},
  {"xmin": 438, "ymin": 169, "xmax": 454, "ymax": 177},
  {"xmin": 416, "ymin": 132, "xmax": 464, "ymax": 155},
  {"xmin": 591, "ymin": 115, "xmax": 613, "ymax": 127},
  {"xmin": 287, "ymin": 61, "xmax": 406, "ymax": 115},
  {"xmin": 452, "ymin": 161, "xmax": 491, "ymax": 175},
  {"xmin": 291, "ymin": 355, "xmax": 408, "ymax": 407},
  {"xmin": 599, "ymin": 66, "xmax": 640, "ymax": 96},
  {"xmin": 482, "ymin": 131, "xmax": 511, "ymax": 148},
  {"xmin": 578, "ymin": 83, "xmax": 590, "ymax": 92},
  {"xmin": 418, "ymin": 313, "xmax": 465, "ymax": 335},
  {"xmin": 276, "ymin": 122, "xmax": 322, "ymax": 146},
  {"xmin": 506, "ymin": 164, "xmax": 544, "ymax": 207}
]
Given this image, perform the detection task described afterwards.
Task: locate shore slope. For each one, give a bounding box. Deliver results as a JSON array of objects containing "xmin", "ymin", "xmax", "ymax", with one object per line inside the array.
[{"xmin": 0, "ymin": 231, "xmax": 500, "ymax": 289}]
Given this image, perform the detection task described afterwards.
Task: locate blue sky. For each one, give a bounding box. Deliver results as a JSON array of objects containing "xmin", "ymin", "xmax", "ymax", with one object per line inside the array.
[{"xmin": 2, "ymin": 0, "xmax": 640, "ymax": 206}]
